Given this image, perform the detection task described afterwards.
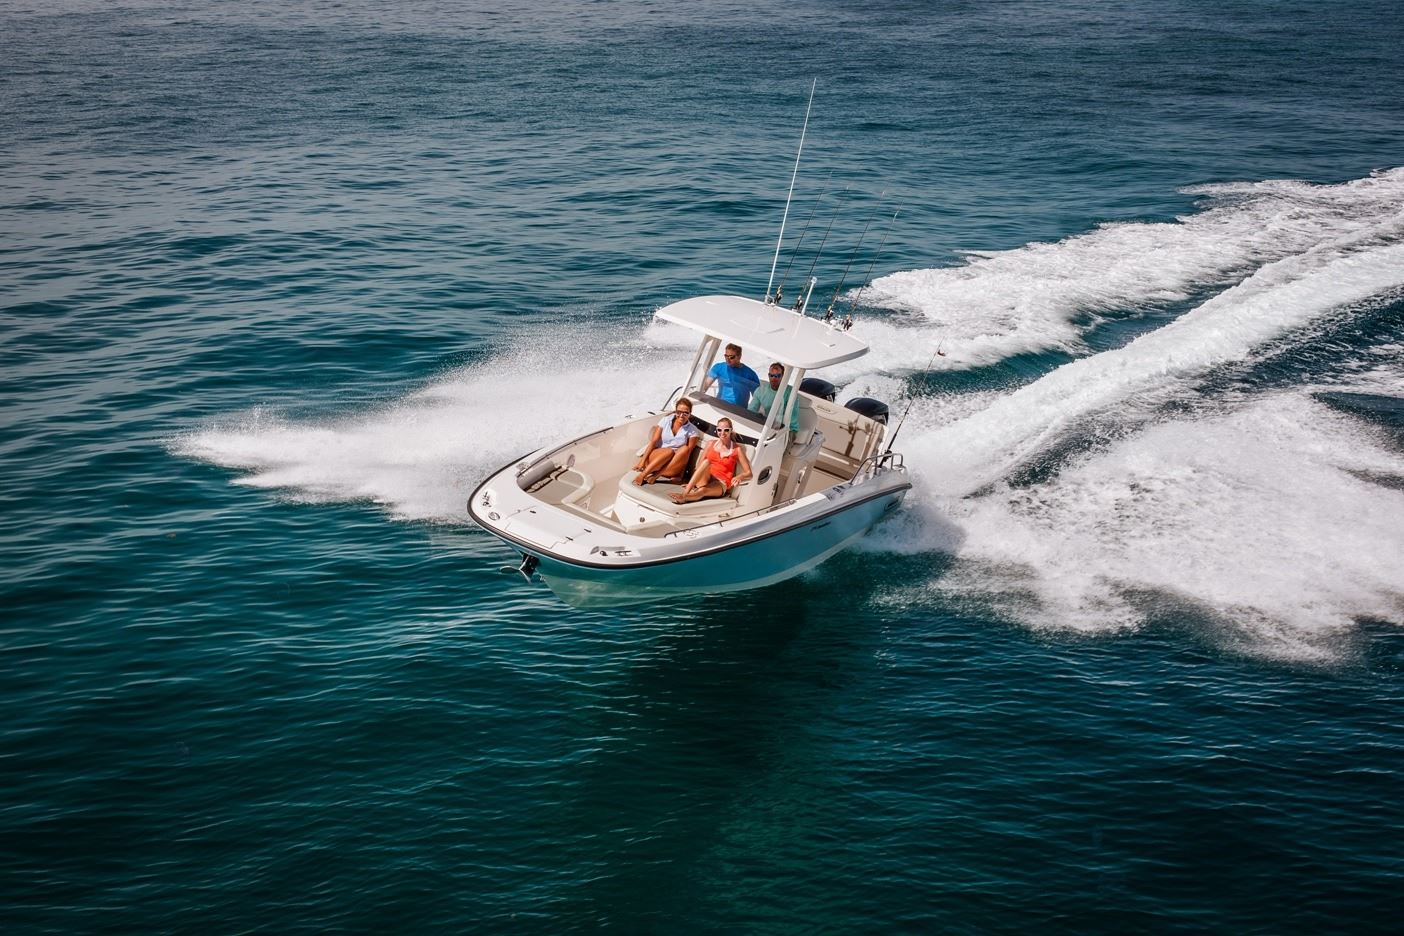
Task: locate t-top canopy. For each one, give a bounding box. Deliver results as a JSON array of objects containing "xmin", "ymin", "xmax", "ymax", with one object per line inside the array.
[{"xmin": 654, "ymin": 295, "xmax": 869, "ymax": 370}]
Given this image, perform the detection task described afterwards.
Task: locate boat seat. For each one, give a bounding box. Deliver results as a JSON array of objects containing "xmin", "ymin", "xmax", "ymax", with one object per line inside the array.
[
  {"xmin": 616, "ymin": 436, "xmax": 751, "ymax": 517},
  {"xmin": 525, "ymin": 464, "xmax": 595, "ymax": 506},
  {"xmin": 557, "ymin": 467, "xmax": 594, "ymax": 506},
  {"xmin": 788, "ymin": 396, "xmax": 819, "ymax": 451},
  {"xmin": 631, "ymin": 434, "xmax": 705, "ymax": 486},
  {"xmin": 617, "ymin": 473, "xmax": 740, "ymax": 516},
  {"xmin": 776, "ymin": 398, "xmax": 825, "ymax": 500}
]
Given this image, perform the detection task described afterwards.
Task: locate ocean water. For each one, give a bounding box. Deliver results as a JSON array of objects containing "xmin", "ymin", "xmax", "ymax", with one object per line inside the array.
[{"xmin": 3, "ymin": 0, "xmax": 1403, "ymax": 931}]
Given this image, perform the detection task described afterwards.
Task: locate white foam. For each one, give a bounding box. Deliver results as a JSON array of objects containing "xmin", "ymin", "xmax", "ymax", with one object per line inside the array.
[
  {"xmin": 864, "ymin": 167, "xmax": 1404, "ymax": 369},
  {"xmin": 854, "ymin": 201, "xmax": 1404, "ymax": 658},
  {"xmin": 174, "ymin": 319, "xmax": 692, "ymax": 521},
  {"xmin": 907, "ymin": 238, "xmax": 1404, "ymax": 498},
  {"xmin": 879, "ymin": 391, "xmax": 1404, "ymax": 661}
]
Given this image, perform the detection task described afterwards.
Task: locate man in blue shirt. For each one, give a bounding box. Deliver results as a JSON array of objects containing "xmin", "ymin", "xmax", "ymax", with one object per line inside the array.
[
  {"xmin": 702, "ymin": 343, "xmax": 760, "ymax": 407},
  {"xmin": 749, "ymin": 362, "xmax": 800, "ymax": 432}
]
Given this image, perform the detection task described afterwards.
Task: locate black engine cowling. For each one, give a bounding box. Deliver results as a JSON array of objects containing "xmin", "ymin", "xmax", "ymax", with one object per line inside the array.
[
  {"xmin": 844, "ymin": 397, "xmax": 889, "ymax": 425},
  {"xmin": 799, "ymin": 377, "xmax": 838, "ymax": 402}
]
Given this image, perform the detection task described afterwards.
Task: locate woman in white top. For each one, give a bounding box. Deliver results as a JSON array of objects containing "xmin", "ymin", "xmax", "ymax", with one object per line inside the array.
[{"xmin": 633, "ymin": 397, "xmax": 700, "ymax": 485}]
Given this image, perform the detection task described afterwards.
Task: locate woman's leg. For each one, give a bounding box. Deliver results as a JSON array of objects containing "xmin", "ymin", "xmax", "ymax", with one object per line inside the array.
[
  {"xmin": 671, "ymin": 478, "xmax": 725, "ymax": 503},
  {"xmin": 669, "ymin": 462, "xmax": 713, "ymax": 502},
  {"xmin": 632, "ymin": 434, "xmax": 660, "ymax": 472},
  {"xmin": 657, "ymin": 446, "xmax": 691, "ymax": 481},
  {"xmin": 635, "ymin": 447, "xmax": 674, "ymax": 484}
]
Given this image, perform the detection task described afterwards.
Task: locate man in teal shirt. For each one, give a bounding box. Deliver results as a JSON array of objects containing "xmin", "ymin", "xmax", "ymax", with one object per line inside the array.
[{"xmin": 749, "ymin": 362, "xmax": 800, "ymax": 432}]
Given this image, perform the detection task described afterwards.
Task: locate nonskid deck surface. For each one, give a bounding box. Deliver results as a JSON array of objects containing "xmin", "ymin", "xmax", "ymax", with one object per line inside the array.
[{"xmin": 797, "ymin": 466, "xmax": 848, "ymax": 497}]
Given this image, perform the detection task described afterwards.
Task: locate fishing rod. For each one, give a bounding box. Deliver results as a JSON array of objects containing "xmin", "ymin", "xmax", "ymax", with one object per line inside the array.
[
  {"xmin": 836, "ymin": 207, "xmax": 899, "ymax": 330},
  {"xmin": 765, "ymin": 79, "xmax": 816, "ymax": 303},
  {"xmin": 885, "ymin": 333, "xmax": 943, "ymax": 455},
  {"xmin": 794, "ymin": 185, "xmax": 848, "ymax": 312},
  {"xmin": 773, "ymin": 169, "xmax": 833, "ymax": 308},
  {"xmin": 823, "ymin": 191, "xmax": 885, "ymax": 321}
]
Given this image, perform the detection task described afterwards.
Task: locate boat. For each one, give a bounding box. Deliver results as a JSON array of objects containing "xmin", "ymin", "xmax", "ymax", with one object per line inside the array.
[
  {"xmin": 468, "ymin": 83, "xmax": 910, "ymax": 606},
  {"xmin": 467, "ymin": 292, "xmax": 911, "ymax": 607}
]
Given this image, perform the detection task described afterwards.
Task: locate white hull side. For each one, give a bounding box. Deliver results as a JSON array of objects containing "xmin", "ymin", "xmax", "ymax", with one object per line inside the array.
[{"xmin": 524, "ymin": 488, "xmax": 906, "ymax": 608}]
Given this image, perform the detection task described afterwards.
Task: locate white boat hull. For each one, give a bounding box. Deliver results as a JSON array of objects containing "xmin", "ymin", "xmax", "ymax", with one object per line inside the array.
[
  {"xmin": 470, "ymin": 464, "xmax": 909, "ymax": 608},
  {"xmin": 533, "ymin": 486, "xmax": 906, "ymax": 607}
]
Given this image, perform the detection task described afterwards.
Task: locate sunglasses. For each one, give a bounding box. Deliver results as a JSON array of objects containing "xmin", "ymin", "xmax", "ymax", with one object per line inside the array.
[
  {"xmin": 768, "ymin": 372, "xmax": 783, "ymax": 379},
  {"xmin": 718, "ymin": 428, "xmax": 732, "ymax": 434},
  {"xmin": 724, "ymin": 353, "xmax": 738, "ymax": 360},
  {"xmin": 674, "ymin": 409, "xmax": 691, "ymax": 416}
]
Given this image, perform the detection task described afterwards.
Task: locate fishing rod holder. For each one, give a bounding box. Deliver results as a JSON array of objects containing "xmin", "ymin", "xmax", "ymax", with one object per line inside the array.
[{"xmin": 793, "ymin": 276, "xmax": 818, "ymax": 315}]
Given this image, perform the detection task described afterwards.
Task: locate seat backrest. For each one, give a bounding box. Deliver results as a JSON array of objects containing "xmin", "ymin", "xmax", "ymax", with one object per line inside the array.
[
  {"xmin": 790, "ymin": 395, "xmax": 818, "ymax": 447},
  {"xmin": 777, "ymin": 430, "xmax": 824, "ymax": 501}
]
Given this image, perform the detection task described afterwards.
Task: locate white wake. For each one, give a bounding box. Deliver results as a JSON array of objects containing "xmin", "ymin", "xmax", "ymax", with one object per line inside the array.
[
  {"xmin": 861, "ymin": 167, "xmax": 1404, "ymax": 370},
  {"xmin": 174, "ymin": 169, "xmax": 1404, "ymax": 657}
]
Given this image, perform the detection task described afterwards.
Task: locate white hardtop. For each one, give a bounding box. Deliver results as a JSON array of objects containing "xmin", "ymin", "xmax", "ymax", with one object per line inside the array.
[{"xmin": 655, "ymin": 294, "xmax": 868, "ymax": 370}]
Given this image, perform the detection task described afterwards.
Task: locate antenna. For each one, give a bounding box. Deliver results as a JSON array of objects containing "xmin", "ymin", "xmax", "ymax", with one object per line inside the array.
[{"xmin": 765, "ymin": 79, "xmax": 816, "ymax": 302}]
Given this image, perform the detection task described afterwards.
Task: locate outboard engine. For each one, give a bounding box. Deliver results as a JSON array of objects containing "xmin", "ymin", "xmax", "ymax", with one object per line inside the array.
[
  {"xmin": 799, "ymin": 377, "xmax": 838, "ymax": 402},
  {"xmin": 844, "ymin": 397, "xmax": 889, "ymax": 425}
]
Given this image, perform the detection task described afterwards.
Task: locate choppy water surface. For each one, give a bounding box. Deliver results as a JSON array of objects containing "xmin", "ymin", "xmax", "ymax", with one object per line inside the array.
[{"xmin": 3, "ymin": 1, "xmax": 1403, "ymax": 931}]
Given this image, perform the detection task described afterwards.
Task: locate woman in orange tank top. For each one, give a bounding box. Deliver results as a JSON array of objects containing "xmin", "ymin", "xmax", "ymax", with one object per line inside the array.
[{"xmin": 670, "ymin": 417, "xmax": 753, "ymax": 504}]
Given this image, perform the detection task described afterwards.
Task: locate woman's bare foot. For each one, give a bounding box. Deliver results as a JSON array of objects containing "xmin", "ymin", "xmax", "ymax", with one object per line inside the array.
[{"xmin": 634, "ymin": 471, "xmax": 655, "ymax": 486}]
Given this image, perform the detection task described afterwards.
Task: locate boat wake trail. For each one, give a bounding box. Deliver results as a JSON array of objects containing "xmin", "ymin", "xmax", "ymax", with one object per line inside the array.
[
  {"xmin": 864, "ymin": 183, "xmax": 1404, "ymax": 657},
  {"xmin": 173, "ymin": 320, "xmax": 690, "ymax": 521},
  {"xmin": 907, "ymin": 239, "xmax": 1404, "ymax": 498},
  {"xmin": 859, "ymin": 167, "xmax": 1404, "ymax": 370},
  {"xmin": 869, "ymin": 382, "xmax": 1404, "ymax": 661},
  {"xmin": 174, "ymin": 168, "xmax": 1404, "ymax": 657}
]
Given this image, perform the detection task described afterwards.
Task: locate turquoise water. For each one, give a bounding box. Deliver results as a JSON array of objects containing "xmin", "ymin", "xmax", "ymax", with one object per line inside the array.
[{"xmin": 4, "ymin": 0, "xmax": 1404, "ymax": 930}]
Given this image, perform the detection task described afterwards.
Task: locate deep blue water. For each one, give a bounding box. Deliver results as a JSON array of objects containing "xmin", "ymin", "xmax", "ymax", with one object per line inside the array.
[{"xmin": 4, "ymin": 0, "xmax": 1404, "ymax": 931}]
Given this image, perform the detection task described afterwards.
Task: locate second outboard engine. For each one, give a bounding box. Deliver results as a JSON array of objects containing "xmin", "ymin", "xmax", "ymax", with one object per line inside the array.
[
  {"xmin": 799, "ymin": 377, "xmax": 838, "ymax": 402},
  {"xmin": 844, "ymin": 397, "xmax": 890, "ymax": 425}
]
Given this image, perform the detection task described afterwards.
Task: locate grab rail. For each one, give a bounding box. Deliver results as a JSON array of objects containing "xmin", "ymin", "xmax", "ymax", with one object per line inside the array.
[{"xmin": 850, "ymin": 450, "xmax": 905, "ymax": 482}]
